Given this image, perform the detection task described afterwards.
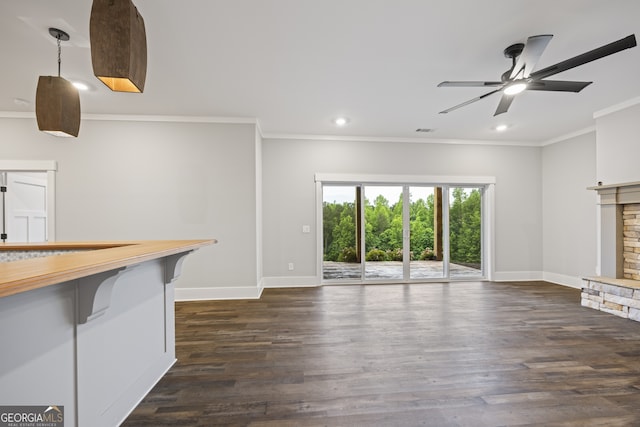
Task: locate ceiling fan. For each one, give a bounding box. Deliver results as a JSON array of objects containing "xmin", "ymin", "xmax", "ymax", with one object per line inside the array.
[{"xmin": 438, "ymin": 34, "xmax": 637, "ymax": 116}]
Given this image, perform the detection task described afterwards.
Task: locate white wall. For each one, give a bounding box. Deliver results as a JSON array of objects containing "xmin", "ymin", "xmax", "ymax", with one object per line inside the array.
[
  {"xmin": 262, "ymin": 138, "xmax": 543, "ymax": 282},
  {"xmin": 0, "ymin": 117, "xmax": 258, "ymax": 295},
  {"xmin": 541, "ymin": 132, "xmax": 597, "ymax": 287},
  {"xmin": 595, "ymin": 101, "xmax": 640, "ymax": 185}
]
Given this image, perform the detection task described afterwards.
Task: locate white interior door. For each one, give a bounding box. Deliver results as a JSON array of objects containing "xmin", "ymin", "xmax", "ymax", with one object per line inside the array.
[{"xmin": 4, "ymin": 172, "xmax": 48, "ymax": 242}]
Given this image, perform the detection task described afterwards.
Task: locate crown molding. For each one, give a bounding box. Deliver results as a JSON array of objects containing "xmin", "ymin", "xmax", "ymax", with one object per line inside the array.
[
  {"xmin": 81, "ymin": 114, "xmax": 257, "ymax": 124},
  {"xmin": 0, "ymin": 111, "xmax": 257, "ymax": 125},
  {"xmin": 593, "ymin": 96, "xmax": 640, "ymax": 119},
  {"xmin": 259, "ymin": 132, "xmax": 538, "ymax": 147},
  {"xmin": 541, "ymin": 126, "xmax": 596, "ymax": 146}
]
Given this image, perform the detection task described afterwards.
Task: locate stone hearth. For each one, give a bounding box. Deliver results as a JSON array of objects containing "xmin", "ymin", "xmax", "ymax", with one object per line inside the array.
[{"xmin": 582, "ymin": 277, "xmax": 640, "ymax": 320}]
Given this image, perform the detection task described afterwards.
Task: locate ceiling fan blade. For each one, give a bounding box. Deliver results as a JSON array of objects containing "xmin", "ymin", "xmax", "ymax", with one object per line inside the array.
[
  {"xmin": 438, "ymin": 81, "xmax": 503, "ymax": 87},
  {"xmin": 439, "ymin": 89, "xmax": 501, "ymax": 114},
  {"xmin": 526, "ymin": 80, "xmax": 592, "ymax": 92},
  {"xmin": 510, "ymin": 34, "xmax": 553, "ymax": 79},
  {"xmin": 529, "ymin": 34, "xmax": 637, "ymax": 81},
  {"xmin": 494, "ymin": 94, "xmax": 514, "ymax": 116}
]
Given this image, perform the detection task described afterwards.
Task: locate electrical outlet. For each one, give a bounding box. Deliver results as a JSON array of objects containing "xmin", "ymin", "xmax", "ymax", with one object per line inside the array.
[
  {"xmin": 302, "ymin": 225, "xmax": 311, "ymax": 233},
  {"xmin": 288, "ymin": 262, "xmax": 294, "ymax": 271}
]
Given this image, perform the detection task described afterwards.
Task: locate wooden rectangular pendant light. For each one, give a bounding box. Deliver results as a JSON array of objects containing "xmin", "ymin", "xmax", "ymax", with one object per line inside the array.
[
  {"xmin": 35, "ymin": 76, "xmax": 81, "ymax": 138},
  {"xmin": 90, "ymin": 0, "xmax": 147, "ymax": 93},
  {"xmin": 35, "ymin": 29, "xmax": 80, "ymax": 138}
]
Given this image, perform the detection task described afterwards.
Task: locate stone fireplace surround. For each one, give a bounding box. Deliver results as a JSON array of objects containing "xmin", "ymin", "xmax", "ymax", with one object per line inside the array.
[{"xmin": 582, "ymin": 182, "xmax": 640, "ymax": 321}]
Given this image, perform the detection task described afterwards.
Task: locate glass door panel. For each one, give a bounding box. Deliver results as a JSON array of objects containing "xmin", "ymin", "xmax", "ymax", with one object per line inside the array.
[
  {"xmin": 449, "ymin": 187, "xmax": 483, "ymax": 279},
  {"xmin": 409, "ymin": 186, "xmax": 444, "ymax": 279},
  {"xmin": 363, "ymin": 185, "xmax": 403, "ymax": 281},
  {"xmin": 322, "ymin": 185, "xmax": 362, "ymax": 281},
  {"xmin": 322, "ymin": 182, "xmax": 485, "ymax": 283}
]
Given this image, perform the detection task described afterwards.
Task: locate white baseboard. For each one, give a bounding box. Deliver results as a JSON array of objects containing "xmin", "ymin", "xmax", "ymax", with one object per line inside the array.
[
  {"xmin": 262, "ymin": 276, "xmax": 320, "ymax": 288},
  {"xmin": 542, "ymin": 272, "xmax": 583, "ymax": 289},
  {"xmin": 175, "ymin": 276, "xmax": 321, "ymax": 301},
  {"xmin": 175, "ymin": 273, "xmax": 584, "ymax": 301},
  {"xmin": 175, "ymin": 284, "xmax": 263, "ymax": 301},
  {"xmin": 493, "ymin": 270, "xmax": 583, "ymax": 289},
  {"xmin": 493, "ymin": 271, "xmax": 543, "ymax": 282}
]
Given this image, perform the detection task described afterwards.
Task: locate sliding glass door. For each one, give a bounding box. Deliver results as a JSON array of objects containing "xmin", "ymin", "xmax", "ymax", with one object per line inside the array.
[
  {"xmin": 322, "ymin": 182, "xmax": 484, "ymax": 282},
  {"xmin": 449, "ymin": 187, "xmax": 483, "ymax": 279},
  {"xmin": 409, "ymin": 186, "xmax": 445, "ymax": 279},
  {"xmin": 322, "ymin": 185, "xmax": 361, "ymax": 281},
  {"xmin": 363, "ymin": 185, "xmax": 404, "ymax": 281}
]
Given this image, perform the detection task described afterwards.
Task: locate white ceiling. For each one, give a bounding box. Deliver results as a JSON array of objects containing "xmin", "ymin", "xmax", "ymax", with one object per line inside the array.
[{"xmin": 2, "ymin": 0, "xmax": 639, "ymax": 143}]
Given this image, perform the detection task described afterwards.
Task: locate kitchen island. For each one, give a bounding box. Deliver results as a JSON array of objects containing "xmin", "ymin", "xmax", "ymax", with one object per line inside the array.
[{"xmin": 0, "ymin": 240, "xmax": 214, "ymax": 427}]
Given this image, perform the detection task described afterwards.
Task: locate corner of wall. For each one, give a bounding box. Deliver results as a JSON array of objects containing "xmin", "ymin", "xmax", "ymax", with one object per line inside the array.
[
  {"xmin": 542, "ymin": 272, "xmax": 583, "ymax": 289},
  {"xmin": 493, "ymin": 270, "xmax": 583, "ymax": 289}
]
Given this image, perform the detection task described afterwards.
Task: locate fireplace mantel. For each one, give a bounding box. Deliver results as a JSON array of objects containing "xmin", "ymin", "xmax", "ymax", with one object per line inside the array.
[
  {"xmin": 588, "ymin": 181, "xmax": 640, "ymax": 283},
  {"xmin": 588, "ymin": 181, "xmax": 640, "ymax": 205}
]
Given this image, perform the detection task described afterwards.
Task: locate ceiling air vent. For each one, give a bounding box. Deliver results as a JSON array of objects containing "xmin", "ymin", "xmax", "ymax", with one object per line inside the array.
[{"xmin": 415, "ymin": 128, "xmax": 434, "ymax": 133}]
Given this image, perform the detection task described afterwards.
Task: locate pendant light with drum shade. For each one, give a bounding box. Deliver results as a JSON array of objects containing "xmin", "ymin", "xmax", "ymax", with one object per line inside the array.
[
  {"xmin": 90, "ymin": 0, "xmax": 147, "ymax": 93},
  {"xmin": 35, "ymin": 28, "xmax": 81, "ymax": 137}
]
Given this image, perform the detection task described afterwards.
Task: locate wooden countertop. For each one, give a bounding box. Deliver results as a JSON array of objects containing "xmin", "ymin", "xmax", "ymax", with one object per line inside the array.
[{"xmin": 0, "ymin": 240, "xmax": 215, "ymax": 299}]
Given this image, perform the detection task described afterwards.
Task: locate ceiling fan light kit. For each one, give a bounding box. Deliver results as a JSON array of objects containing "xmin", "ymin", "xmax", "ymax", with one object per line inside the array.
[
  {"xmin": 438, "ymin": 33, "xmax": 637, "ymax": 116},
  {"xmin": 90, "ymin": 0, "xmax": 147, "ymax": 93},
  {"xmin": 35, "ymin": 28, "xmax": 81, "ymax": 138},
  {"xmin": 504, "ymin": 82, "xmax": 527, "ymax": 95}
]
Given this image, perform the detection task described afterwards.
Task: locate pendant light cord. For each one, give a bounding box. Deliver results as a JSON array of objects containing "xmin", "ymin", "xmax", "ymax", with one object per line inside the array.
[{"xmin": 57, "ymin": 35, "xmax": 62, "ymax": 77}]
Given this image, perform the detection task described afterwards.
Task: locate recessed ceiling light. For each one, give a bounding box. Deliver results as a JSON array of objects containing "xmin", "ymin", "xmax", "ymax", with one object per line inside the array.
[
  {"xmin": 495, "ymin": 124, "xmax": 509, "ymax": 132},
  {"xmin": 333, "ymin": 117, "xmax": 349, "ymax": 126}
]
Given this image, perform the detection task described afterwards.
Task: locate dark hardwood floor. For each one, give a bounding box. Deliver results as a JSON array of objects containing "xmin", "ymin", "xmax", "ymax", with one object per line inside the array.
[{"xmin": 123, "ymin": 281, "xmax": 640, "ymax": 426}]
